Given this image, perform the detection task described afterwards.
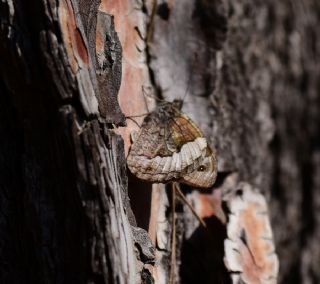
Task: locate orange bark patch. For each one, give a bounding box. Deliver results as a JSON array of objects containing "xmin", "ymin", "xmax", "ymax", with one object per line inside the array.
[
  {"xmin": 99, "ymin": 0, "xmax": 151, "ymax": 156},
  {"xmin": 224, "ymin": 183, "xmax": 279, "ymax": 284},
  {"xmin": 59, "ymin": 0, "xmax": 89, "ymax": 73},
  {"xmin": 95, "ymin": 25, "xmax": 103, "ymax": 55},
  {"xmin": 238, "ymin": 203, "xmax": 273, "ymax": 283},
  {"xmin": 199, "ymin": 189, "xmax": 226, "ymax": 224},
  {"xmin": 74, "ymin": 27, "xmax": 89, "ymax": 64}
]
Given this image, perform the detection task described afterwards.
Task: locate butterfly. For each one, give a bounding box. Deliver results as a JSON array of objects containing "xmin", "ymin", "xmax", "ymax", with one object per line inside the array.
[{"xmin": 127, "ymin": 100, "xmax": 217, "ymax": 188}]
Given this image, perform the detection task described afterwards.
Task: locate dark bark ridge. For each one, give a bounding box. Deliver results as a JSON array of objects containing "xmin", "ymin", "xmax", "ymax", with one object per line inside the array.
[
  {"xmin": 0, "ymin": 0, "xmax": 154, "ymax": 283},
  {"xmin": 1, "ymin": 0, "xmax": 319, "ymax": 283}
]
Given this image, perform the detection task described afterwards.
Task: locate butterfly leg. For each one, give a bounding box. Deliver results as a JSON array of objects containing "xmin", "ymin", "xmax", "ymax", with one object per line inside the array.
[{"xmin": 175, "ymin": 183, "xmax": 206, "ymax": 228}]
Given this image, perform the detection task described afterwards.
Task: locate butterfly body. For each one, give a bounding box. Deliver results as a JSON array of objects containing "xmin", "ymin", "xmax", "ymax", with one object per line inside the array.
[{"xmin": 127, "ymin": 100, "xmax": 217, "ymax": 188}]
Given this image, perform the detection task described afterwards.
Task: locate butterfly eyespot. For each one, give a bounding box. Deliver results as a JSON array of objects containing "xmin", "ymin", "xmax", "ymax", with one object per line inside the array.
[{"xmin": 197, "ymin": 165, "xmax": 206, "ymax": 172}]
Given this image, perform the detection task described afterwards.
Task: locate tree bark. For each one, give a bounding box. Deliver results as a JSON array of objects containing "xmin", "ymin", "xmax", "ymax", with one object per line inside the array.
[{"xmin": 0, "ymin": 0, "xmax": 319, "ymax": 284}]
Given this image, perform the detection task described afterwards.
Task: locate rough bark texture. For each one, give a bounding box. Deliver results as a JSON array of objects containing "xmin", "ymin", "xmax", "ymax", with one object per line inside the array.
[
  {"xmin": 0, "ymin": 0, "xmax": 319, "ymax": 284},
  {"xmin": 0, "ymin": 0, "xmax": 140, "ymax": 283}
]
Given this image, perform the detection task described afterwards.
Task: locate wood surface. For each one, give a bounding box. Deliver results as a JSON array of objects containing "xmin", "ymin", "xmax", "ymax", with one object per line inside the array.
[{"xmin": 0, "ymin": 0, "xmax": 319, "ymax": 283}]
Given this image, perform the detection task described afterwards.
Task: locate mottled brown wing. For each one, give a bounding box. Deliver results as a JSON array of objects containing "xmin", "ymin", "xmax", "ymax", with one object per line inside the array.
[
  {"xmin": 128, "ymin": 104, "xmax": 203, "ymax": 158},
  {"xmin": 168, "ymin": 111, "xmax": 203, "ymax": 148},
  {"xmin": 127, "ymin": 103, "xmax": 217, "ymax": 188},
  {"xmin": 128, "ymin": 110, "xmax": 174, "ymax": 159}
]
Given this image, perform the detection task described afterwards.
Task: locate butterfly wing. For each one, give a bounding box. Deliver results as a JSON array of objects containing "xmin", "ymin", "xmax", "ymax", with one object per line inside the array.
[{"xmin": 127, "ymin": 103, "xmax": 217, "ymax": 188}]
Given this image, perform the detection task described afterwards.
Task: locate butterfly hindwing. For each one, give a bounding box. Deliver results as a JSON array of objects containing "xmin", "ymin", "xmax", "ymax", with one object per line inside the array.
[{"xmin": 127, "ymin": 102, "xmax": 217, "ymax": 188}]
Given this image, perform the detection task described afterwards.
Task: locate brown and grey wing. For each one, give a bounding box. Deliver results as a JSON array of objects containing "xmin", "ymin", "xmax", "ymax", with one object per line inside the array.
[
  {"xmin": 168, "ymin": 113, "xmax": 203, "ymax": 148},
  {"xmin": 127, "ymin": 137, "xmax": 213, "ymax": 184},
  {"xmin": 180, "ymin": 146, "xmax": 218, "ymax": 188}
]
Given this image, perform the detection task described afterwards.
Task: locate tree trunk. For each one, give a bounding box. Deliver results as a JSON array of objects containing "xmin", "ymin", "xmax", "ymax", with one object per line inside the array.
[{"xmin": 0, "ymin": 0, "xmax": 319, "ymax": 284}]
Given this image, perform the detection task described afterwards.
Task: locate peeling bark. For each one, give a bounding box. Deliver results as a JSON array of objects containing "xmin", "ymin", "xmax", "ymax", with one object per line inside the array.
[
  {"xmin": 0, "ymin": 0, "xmax": 143, "ymax": 283},
  {"xmin": 0, "ymin": 0, "xmax": 319, "ymax": 284}
]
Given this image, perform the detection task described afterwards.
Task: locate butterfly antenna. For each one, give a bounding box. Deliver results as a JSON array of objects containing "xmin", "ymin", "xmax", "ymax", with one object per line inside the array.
[
  {"xmin": 175, "ymin": 183, "xmax": 206, "ymax": 228},
  {"xmin": 181, "ymin": 53, "xmax": 198, "ymax": 106},
  {"xmin": 141, "ymin": 85, "xmax": 151, "ymax": 113},
  {"xmin": 142, "ymin": 85, "xmax": 164, "ymax": 104},
  {"xmin": 181, "ymin": 75, "xmax": 191, "ymax": 105}
]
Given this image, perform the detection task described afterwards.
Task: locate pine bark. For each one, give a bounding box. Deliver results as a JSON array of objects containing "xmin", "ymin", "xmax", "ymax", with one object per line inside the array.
[{"xmin": 0, "ymin": 0, "xmax": 319, "ymax": 284}]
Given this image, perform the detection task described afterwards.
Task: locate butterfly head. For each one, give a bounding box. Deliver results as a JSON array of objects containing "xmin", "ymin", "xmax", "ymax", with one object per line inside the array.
[{"xmin": 172, "ymin": 99, "xmax": 183, "ymax": 110}]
